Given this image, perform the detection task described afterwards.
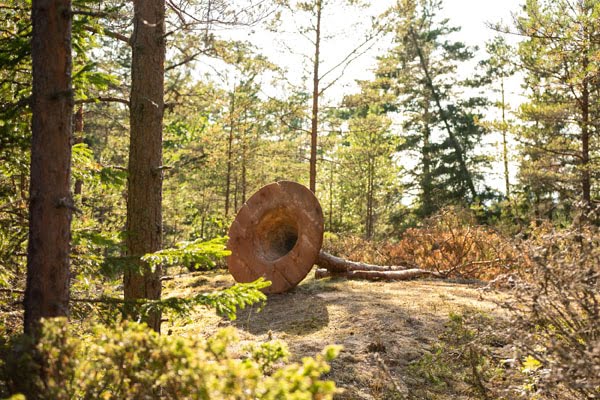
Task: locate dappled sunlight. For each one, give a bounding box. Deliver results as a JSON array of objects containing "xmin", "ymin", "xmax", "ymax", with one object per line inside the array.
[{"xmin": 164, "ymin": 270, "xmax": 506, "ymax": 399}]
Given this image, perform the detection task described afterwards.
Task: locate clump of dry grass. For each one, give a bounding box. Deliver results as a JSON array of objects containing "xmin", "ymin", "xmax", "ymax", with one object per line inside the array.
[
  {"xmin": 389, "ymin": 207, "xmax": 520, "ymax": 280},
  {"xmin": 325, "ymin": 207, "xmax": 520, "ymax": 281}
]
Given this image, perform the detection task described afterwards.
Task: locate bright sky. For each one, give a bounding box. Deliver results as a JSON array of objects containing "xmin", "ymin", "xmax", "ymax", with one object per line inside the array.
[
  {"xmin": 224, "ymin": 0, "xmax": 526, "ymax": 194},
  {"xmin": 243, "ymin": 0, "xmax": 525, "ymax": 101}
]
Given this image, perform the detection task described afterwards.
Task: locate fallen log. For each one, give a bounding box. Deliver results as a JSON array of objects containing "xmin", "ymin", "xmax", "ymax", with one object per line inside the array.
[
  {"xmin": 316, "ymin": 250, "xmax": 411, "ymax": 273},
  {"xmin": 314, "ymin": 268, "xmax": 442, "ymax": 281}
]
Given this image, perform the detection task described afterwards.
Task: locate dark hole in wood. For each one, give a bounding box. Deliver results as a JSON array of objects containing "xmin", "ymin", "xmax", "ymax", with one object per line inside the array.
[{"xmin": 255, "ymin": 208, "xmax": 299, "ymax": 262}]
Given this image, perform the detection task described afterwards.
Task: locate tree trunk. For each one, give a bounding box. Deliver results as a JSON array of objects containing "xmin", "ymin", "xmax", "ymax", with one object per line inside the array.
[
  {"xmin": 241, "ymin": 110, "xmax": 248, "ymax": 205},
  {"xmin": 421, "ymin": 109, "xmax": 434, "ymax": 216},
  {"xmin": 580, "ymin": 55, "xmax": 591, "ymax": 210},
  {"xmin": 225, "ymin": 90, "xmax": 235, "ymax": 217},
  {"xmin": 73, "ymin": 105, "xmax": 84, "ymax": 196},
  {"xmin": 234, "ymin": 174, "xmax": 239, "ymax": 211},
  {"xmin": 328, "ymin": 162, "xmax": 334, "ymax": 231},
  {"xmin": 124, "ymin": 0, "xmax": 165, "ymax": 333},
  {"xmin": 24, "ymin": 0, "xmax": 73, "ymax": 335},
  {"xmin": 365, "ymin": 151, "xmax": 374, "ymax": 239},
  {"xmin": 309, "ymin": 0, "xmax": 322, "ymax": 193},
  {"xmin": 500, "ymin": 78, "xmax": 510, "ymax": 198}
]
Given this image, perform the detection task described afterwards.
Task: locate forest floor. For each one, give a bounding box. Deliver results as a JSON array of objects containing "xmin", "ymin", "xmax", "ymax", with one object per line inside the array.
[{"xmin": 164, "ymin": 270, "xmax": 509, "ymax": 400}]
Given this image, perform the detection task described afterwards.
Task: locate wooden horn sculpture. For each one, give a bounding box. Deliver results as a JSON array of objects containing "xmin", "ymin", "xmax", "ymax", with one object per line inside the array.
[
  {"xmin": 227, "ymin": 181, "xmax": 324, "ymax": 294},
  {"xmin": 227, "ymin": 181, "xmax": 439, "ymax": 294}
]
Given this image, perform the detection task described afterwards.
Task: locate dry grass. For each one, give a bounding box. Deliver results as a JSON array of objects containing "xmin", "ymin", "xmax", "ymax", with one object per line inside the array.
[{"xmin": 163, "ymin": 270, "xmax": 508, "ymax": 400}]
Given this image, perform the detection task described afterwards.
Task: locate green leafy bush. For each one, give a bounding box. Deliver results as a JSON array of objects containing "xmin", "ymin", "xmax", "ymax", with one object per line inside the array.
[{"xmin": 1, "ymin": 318, "xmax": 340, "ymax": 399}]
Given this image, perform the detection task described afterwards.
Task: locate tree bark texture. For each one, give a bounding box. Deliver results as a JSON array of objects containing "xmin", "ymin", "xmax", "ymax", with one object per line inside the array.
[
  {"xmin": 309, "ymin": 0, "xmax": 322, "ymax": 193},
  {"xmin": 124, "ymin": 0, "xmax": 165, "ymax": 332},
  {"xmin": 421, "ymin": 108, "xmax": 434, "ymax": 216},
  {"xmin": 24, "ymin": 0, "xmax": 73, "ymax": 335},
  {"xmin": 73, "ymin": 105, "xmax": 84, "ymax": 195},
  {"xmin": 500, "ymin": 79, "xmax": 510, "ymax": 198},
  {"xmin": 225, "ymin": 90, "xmax": 235, "ymax": 217},
  {"xmin": 365, "ymin": 141, "xmax": 375, "ymax": 239},
  {"xmin": 580, "ymin": 53, "xmax": 591, "ymax": 210}
]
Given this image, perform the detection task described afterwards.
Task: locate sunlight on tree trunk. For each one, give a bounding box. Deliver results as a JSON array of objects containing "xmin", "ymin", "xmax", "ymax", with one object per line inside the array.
[
  {"xmin": 309, "ymin": 0, "xmax": 322, "ymax": 194},
  {"xmin": 24, "ymin": 0, "xmax": 73, "ymax": 335},
  {"xmin": 124, "ymin": 0, "xmax": 165, "ymax": 332}
]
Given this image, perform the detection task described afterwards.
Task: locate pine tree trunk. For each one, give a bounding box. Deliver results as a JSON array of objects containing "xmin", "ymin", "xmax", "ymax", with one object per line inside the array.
[
  {"xmin": 315, "ymin": 252, "xmax": 442, "ymax": 281},
  {"xmin": 73, "ymin": 105, "xmax": 84, "ymax": 196},
  {"xmin": 580, "ymin": 55, "xmax": 591, "ymax": 210},
  {"xmin": 225, "ymin": 91, "xmax": 235, "ymax": 217},
  {"xmin": 309, "ymin": 0, "xmax": 322, "ymax": 193},
  {"xmin": 365, "ymin": 153, "xmax": 374, "ymax": 239},
  {"xmin": 315, "ymin": 268, "xmax": 440, "ymax": 281},
  {"xmin": 241, "ymin": 111, "xmax": 248, "ymax": 205},
  {"xmin": 124, "ymin": 0, "xmax": 165, "ymax": 333},
  {"xmin": 328, "ymin": 162, "xmax": 334, "ymax": 231},
  {"xmin": 421, "ymin": 110, "xmax": 434, "ymax": 216},
  {"xmin": 24, "ymin": 0, "xmax": 73, "ymax": 335},
  {"xmin": 409, "ymin": 27, "xmax": 477, "ymax": 201},
  {"xmin": 500, "ymin": 79, "xmax": 510, "ymax": 198}
]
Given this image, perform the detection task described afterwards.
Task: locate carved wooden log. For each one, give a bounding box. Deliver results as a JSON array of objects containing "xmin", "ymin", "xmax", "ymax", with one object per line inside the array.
[
  {"xmin": 227, "ymin": 181, "xmax": 324, "ymax": 294},
  {"xmin": 227, "ymin": 181, "xmax": 441, "ymax": 293}
]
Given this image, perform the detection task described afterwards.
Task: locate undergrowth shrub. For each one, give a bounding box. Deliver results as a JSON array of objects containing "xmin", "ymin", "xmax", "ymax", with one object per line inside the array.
[
  {"xmin": 507, "ymin": 223, "xmax": 600, "ymax": 399},
  {"xmin": 0, "ymin": 318, "xmax": 340, "ymax": 399},
  {"xmin": 407, "ymin": 310, "xmax": 577, "ymax": 400},
  {"xmin": 326, "ymin": 207, "xmax": 520, "ymax": 280},
  {"xmin": 409, "ymin": 223, "xmax": 600, "ymax": 399},
  {"xmin": 408, "ymin": 310, "xmax": 518, "ymax": 400},
  {"xmin": 389, "ymin": 207, "xmax": 520, "ymax": 280},
  {"xmin": 323, "ymin": 232, "xmax": 394, "ymax": 266}
]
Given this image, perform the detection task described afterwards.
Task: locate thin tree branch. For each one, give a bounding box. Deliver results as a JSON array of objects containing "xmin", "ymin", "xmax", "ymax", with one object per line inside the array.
[
  {"xmin": 83, "ymin": 25, "xmax": 131, "ymax": 45},
  {"xmin": 75, "ymin": 97, "xmax": 130, "ymax": 106}
]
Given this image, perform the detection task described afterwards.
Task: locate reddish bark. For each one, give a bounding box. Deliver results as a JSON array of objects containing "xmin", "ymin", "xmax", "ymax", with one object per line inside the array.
[
  {"xmin": 124, "ymin": 0, "xmax": 165, "ymax": 332},
  {"xmin": 309, "ymin": 0, "xmax": 322, "ymax": 193},
  {"xmin": 24, "ymin": 0, "xmax": 74, "ymax": 335},
  {"xmin": 73, "ymin": 105, "xmax": 84, "ymax": 195}
]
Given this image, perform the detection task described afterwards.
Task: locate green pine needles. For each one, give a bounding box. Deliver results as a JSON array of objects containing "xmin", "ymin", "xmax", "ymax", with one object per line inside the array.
[
  {"xmin": 141, "ymin": 278, "xmax": 270, "ymax": 321},
  {"xmin": 142, "ymin": 236, "xmax": 232, "ymax": 272}
]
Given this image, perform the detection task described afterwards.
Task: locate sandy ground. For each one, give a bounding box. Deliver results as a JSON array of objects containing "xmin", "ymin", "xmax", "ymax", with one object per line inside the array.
[{"xmin": 164, "ymin": 270, "xmax": 506, "ymax": 400}]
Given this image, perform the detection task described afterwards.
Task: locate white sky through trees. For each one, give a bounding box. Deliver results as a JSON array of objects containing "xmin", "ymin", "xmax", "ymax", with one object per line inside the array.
[{"xmin": 214, "ymin": 0, "xmax": 525, "ymax": 194}]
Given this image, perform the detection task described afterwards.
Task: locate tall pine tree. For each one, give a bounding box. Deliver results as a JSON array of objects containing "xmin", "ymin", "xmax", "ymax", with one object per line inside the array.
[{"xmin": 374, "ymin": 0, "xmax": 490, "ymax": 217}]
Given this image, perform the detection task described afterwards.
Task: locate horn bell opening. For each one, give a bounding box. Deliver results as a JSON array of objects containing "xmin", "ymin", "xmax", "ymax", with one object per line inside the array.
[{"xmin": 254, "ymin": 207, "xmax": 299, "ymax": 262}]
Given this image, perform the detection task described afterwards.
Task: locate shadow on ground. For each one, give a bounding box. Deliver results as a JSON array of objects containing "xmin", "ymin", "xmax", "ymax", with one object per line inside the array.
[
  {"xmin": 234, "ymin": 289, "xmax": 330, "ymax": 335},
  {"xmin": 167, "ymin": 270, "xmax": 506, "ymax": 400}
]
